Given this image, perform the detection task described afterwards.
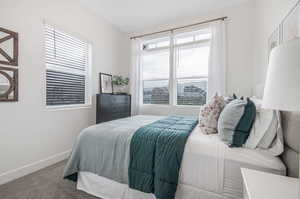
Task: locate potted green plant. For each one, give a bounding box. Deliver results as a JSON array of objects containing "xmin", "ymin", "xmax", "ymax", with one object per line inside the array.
[{"xmin": 112, "ymin": 75, "xmax": 129, "ymax": 94}]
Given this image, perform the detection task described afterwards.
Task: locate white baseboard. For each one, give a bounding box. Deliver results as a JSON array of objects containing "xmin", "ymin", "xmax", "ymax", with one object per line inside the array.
[{"xmin": 0, "ymin": 150, "xmax": 71, "ymax": 185}]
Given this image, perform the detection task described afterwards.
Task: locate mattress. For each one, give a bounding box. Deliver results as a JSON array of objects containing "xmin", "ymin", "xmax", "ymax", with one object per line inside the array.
[{"xmin": 76, "ymin": 125, "xmax": 286, "ymax": 199}]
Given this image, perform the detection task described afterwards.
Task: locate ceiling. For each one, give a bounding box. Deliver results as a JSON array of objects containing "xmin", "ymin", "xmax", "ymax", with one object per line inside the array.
[{"xmin": 78, "ymin": 0, "xmax": 248, "ymax": 33}]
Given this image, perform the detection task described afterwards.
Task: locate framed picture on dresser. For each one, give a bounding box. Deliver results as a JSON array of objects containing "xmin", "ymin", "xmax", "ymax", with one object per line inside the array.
[{"xmin": 99, "ymin": 73, "xmax": 113, "ymax": 94}]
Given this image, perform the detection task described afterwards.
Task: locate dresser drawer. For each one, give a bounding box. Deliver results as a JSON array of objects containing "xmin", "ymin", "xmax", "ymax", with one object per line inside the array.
[{"xmin": 96, "ymin": 94, "xmax": 131, "ymax": 124}]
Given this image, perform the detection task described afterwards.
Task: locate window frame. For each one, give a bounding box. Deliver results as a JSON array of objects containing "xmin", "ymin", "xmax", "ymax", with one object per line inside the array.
[
  {"xmin": 140, "ymin": 30, "xmax": 211, "ymax": 107},
  {"xmin": 44, "ymin": 23, "xmax": 92, "ymax": 109}
]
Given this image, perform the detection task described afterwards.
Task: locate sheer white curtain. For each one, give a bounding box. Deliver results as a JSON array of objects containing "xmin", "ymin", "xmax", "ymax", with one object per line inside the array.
[
  {"xmin": 207, "ymin": 20, "xmax": 227, "ymax": 99},
  {"xmin": 130, "ymin": 39, "xmax": 142, "ymax": 115}
]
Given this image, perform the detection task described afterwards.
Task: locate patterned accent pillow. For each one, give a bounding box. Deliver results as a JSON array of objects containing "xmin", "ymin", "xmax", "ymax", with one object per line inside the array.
[{"xmin": 199, "ymin": 94, "xmax": 226, "ymax": 134}]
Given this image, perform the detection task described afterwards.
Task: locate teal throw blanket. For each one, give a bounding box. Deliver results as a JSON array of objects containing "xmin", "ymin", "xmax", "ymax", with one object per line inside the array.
[{"xmin": 128, "ymin": 116, "xmax": 198, "ymax": 199}]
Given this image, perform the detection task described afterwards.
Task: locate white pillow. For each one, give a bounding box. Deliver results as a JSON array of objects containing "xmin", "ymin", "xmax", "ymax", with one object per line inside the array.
[
  {"xmin": 244, "ymin": 98, "xmax": 284, "ymax": 156},
  {"xmin": 244, "ymin": 108, "xmax": 274, "ymax": 148},
  {"xmin": 250, "ymin": 97, "xmax": 262, "ymax": 110}
]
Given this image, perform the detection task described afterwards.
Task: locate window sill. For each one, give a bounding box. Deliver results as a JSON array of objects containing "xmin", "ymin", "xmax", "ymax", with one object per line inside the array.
[
  {"xmin": 174, "ymin": 104, "xmax": 202, "ymax": 109},
  {"xmin": 46, "ymin": 104, "xmax": 92, "ymax": 111},
  {"xmin": 141, "ymin": 104, "xmax": 202, "ymax": 108}
]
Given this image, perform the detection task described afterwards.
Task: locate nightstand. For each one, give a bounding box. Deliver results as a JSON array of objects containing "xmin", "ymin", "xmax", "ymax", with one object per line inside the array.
[{"xmin": 241, "ymin": 168, "xmax": 299, "ymax": 199}]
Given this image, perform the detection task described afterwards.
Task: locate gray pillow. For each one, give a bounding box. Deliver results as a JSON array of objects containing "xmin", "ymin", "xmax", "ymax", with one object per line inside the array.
[{"xmin": 218, "ymin": 99, "xmax": 247, "ymax": 145}]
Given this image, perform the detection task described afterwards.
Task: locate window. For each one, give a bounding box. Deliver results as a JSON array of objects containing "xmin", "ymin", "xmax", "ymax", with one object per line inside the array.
[
  {"xmin": 141, "ymin": 29, "xmax": 210, "ymax": 106},
  {"xmin": 142, "ymin": 37, "xmax": 170, "ymax": 104},
  {"xmin": 45, "ymin": 24, "xmax": 91, "ymax": 107}
]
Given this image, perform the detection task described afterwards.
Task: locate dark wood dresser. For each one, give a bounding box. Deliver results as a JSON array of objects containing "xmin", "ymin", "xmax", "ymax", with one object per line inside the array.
[{"xmin": 96, "ymin": 94, "xmax": 131, "ymax": 124}]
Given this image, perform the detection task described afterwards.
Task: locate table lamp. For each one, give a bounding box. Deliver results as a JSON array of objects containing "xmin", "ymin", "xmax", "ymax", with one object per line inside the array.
[{"xmin": 262, "ymin": 38, "xmax": 300, "ymax": 197}]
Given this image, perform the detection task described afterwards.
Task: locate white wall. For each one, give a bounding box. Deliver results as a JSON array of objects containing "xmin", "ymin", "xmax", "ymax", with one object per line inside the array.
[
  {"xmin": 0, "ymin": 0, "xmax": 130, "ymax": 185},
  {"xmin": 252, "ymin": 0, "xmax": 298, "ymax": 85},
  {"xmin": 133, "ymin": 1, "xmax": 255, "ymax": 116}
]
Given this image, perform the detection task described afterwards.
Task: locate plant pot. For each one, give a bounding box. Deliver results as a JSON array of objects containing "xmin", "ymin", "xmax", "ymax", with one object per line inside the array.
[{"xmin": 113, "ymin": 85, "xmax": 128, "ymax": 94}]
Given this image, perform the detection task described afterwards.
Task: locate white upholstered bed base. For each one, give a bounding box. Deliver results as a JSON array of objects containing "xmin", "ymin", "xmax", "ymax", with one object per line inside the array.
[
  {"xmin": 76, "ymin": 127, "xmax": 285, "ymax": 199},
  {"xmin": 77, "ymin": 171, "xmax": 226, "ymax": 199}
]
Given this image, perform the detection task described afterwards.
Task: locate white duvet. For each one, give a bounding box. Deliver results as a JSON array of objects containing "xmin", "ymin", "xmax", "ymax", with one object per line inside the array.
[
  {"xmin": 77, "ymin": 118, "xmax": 286, "ymax": 199},
  {"xmin": 180, "ymin": 127, "xmax": 285, "ymax": 199}
]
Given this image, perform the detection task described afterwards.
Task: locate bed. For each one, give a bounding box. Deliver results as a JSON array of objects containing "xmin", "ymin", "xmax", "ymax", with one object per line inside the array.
[{"xmin": 63, "ymin": 113, "xmax": 299, "ymax": 199}]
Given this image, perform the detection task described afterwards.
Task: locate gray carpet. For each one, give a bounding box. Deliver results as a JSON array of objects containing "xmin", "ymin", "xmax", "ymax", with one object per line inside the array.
[{"xmin": 0, "ymin": 160, "xmax": 99, "ymax": 199}]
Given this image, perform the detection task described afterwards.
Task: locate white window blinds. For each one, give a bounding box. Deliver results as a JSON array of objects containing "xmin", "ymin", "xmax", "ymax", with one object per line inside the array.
[{"xmin": 45, "ymin": 24, "xmax": 91, "ymax": 106}]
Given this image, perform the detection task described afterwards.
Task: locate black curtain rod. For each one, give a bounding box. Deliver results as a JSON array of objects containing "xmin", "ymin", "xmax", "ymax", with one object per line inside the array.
[{"xmin": 130, "ymin": 16, "xmax": 228, "ymax": 40}]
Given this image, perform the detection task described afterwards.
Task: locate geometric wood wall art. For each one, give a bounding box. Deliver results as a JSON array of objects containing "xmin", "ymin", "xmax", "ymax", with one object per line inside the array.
[
  {"xmin": 0, "ymin": 66, "xmax": 18, "ymax": 101},
  {"xmin": 0, "ymin": 27, "xmax": 18, "ymax": 66}
]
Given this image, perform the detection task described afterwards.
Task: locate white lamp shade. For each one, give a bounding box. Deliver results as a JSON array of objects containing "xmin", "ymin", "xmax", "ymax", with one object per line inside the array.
[{"xmin": 263, "ymin": 38, "xmax": 300, "ymax": 111}]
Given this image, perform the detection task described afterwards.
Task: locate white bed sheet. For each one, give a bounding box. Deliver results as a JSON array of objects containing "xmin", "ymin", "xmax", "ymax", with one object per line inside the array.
[{"xmin": 77, "ymin": 126, "xmax": 286, "ymax": 199}]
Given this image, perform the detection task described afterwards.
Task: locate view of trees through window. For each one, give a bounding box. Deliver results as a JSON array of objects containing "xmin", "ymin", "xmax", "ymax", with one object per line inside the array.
[{"xmin": 141, "ymin": 30, "xmax": 210, "ymax": 106}]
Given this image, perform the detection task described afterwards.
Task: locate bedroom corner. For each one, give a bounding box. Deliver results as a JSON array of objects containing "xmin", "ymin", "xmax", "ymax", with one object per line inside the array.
[{"xmin": 0, "ymin": 0, "xmax": 299, "ymax": 198}]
